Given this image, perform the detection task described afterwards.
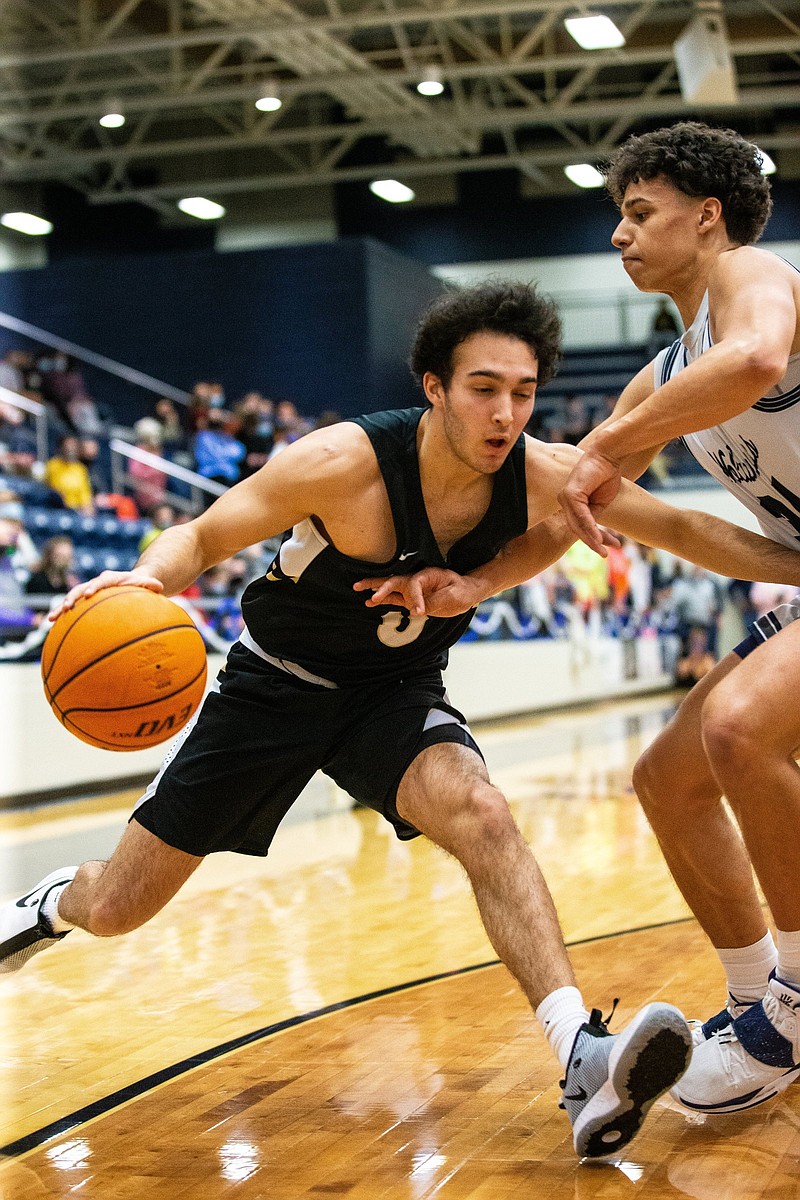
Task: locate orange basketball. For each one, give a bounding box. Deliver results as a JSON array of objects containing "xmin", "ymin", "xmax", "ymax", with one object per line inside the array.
[{"xmin": 41, "ymin": 586, "xmax": 208, "ymax": 751}]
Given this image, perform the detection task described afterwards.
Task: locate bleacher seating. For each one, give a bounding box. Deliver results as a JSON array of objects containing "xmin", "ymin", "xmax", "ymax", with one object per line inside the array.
[
  {"xmin": 19, "ymin": 503, "xmax": 148, "ymax": 582},
  {"xmin": 0, "ymin": 474, "xmax": 64, "ymax": 509}
]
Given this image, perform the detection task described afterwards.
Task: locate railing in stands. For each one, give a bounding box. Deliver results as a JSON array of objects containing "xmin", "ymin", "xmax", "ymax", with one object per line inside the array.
[
  {"xmin": 0, "ymin": 311, "xmax": 189, "ymax": 406},
  {"xmin": 0, "ymin": 385, "xmax": 49, "ymax": 464},
  {"xmin": 109, "ymin": 437, "xmax": 225, "ymax": 513}
]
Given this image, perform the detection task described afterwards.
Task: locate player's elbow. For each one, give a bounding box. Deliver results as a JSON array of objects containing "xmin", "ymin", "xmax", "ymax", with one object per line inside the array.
[{"xmin": 735, "ymin": 338, "xmax": 789, "ymax": 392}]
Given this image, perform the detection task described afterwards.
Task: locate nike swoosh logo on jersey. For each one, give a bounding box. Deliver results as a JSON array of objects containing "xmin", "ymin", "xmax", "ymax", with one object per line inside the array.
[
  {"xmin": 398, "ymin": 550, "xmax": 418, "ymax": 560},
  {"xmin": 16, "ymin": 879, "xmax": 71, "ymax": 909}
]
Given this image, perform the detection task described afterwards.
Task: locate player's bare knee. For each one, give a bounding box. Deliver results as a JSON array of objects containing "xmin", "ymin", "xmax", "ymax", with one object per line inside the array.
[
  {"xmin": 454, "ymin": 781, "xmax": 516, "ymax": 853},
  {"xmin": 700, "ymin": 690, "xmax": 759, "ymax": 778},
  {"xmin": 631, "ymin": 744, "xmax": 669, "ymax": 816},
  {"xmin": 85, "ymin": 898, "xmax": 145, "ymax": 938}
]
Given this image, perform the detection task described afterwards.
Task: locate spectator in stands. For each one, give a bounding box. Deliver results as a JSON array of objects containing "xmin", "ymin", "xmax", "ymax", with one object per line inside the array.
[
  {"xmin": 674, "ymin": 624, "xmax": 717, "ymax": 689},
  {"xmin": 647, "ymin": 298, "xmax": 681, "ymax": 358},
  {"xmin": 605, "ymin": 535, "xmax": 632, "ymax": 618},
  {"xmin": 39, "ymin": 353, "xmax": 88, "ymax": 430},
  {"xmin": 235, "ymin": 393, "xmax": 274, "ymax": 478},
  {"xmin": 267, "ymin": 422, "xmax": 293, "ymax": 460},
  {"xmin": 129, "ymin": 418, "xmax": 169, "ymax": 516},
  {"xmin": 204, "ymin": 555, "xmax": 247, "ymax": 642},
  {"xmin": 562, "ymin": 394, "xmax": 593, "ymax": 446},
  {"xmin": 25, "ymin": 536, "xmax": 78, "ymax": 599},
  {"xmin": 275, "ymin": 398, "xmax": 311, "ymax": 441},
  {"xmin": 43, "ymin": 435, "xmax": 94, "ymax": 512},
  {"xmin": 0, "ymin": 492, "xmax": 37, "ymax": 580},
  {"xmin": 561, "ymin": 539, "xmax": 610, "ymax": 627},
  {"xmin": 670, "ymin": 562, "xmax": 722, "ymax": 655},
  {"xmin": 0, "ymin": 404, "xmax": 37, "ymax": 477},
  {"xmin": 153, "ymin": 398, "xmax": 186, "ymax": 453},
  {"xmin": 139, "ymin": 502, "xmax": 178, "ymax": 554},
  {"xmin": 750, "ymin": 580, "xmax": 797, "ymax": 621},
  {"xmin": 66, "ymin": 392, "xmax": 107, "ymax": 439},
  {"xmin": 193, "ymin": 410, "xmax": 245, "ymax": 497},
  {"xmin": 0, "ymin": 501, "xmax": 34, "ymax": 640},
  {"xmin": 78, "ymin": 436, "xmax": 109, "ymax": 493},
  {"xmin": 624, "ymin": 539, "xmax": 655, "ymax": 625},
  {"xmin": 0, "ymin": 349, "xmax": 26, "ymax": 394},
  {"xmin": 186, "ymin": 381, "xmax": 214, "ymax": 434}
]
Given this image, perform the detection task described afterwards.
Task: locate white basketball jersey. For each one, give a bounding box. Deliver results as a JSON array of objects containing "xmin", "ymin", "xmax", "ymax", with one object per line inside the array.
[{"xmin": 655, "ymin": 264, "xmax": 800, "ymax": 550}]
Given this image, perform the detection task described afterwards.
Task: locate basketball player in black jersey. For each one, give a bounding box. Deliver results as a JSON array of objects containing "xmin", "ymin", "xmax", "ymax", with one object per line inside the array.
[
  {"xmin": 360, "ymin": 126, "xmax": 800, "ymax": 1118},
  {"xmin": 6, "ymin": 283, "xmax": 800, "ymax": 1158}
]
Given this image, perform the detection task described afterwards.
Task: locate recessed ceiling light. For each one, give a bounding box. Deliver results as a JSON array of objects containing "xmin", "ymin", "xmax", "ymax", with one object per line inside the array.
[
  {"xmin": 255, "ymin": 82, "xmax": 282, "ymax": 112},
  {"xmin": 1, "ymin": 211, "xmax": 53, "ymax": 235},
  {"xmin": 758, "ymin": 150, "xmax": 776, "ymax": 175},
  {"xmin": 369, "ymin": 179, "xmax": 415, "ymax": 203},
  {"xmin": 99, "ymin": 111, "xmax": 125, "ymax": 128},
  {"xmin": 417, "ymin": 65, "xmax": 444, "ymax": 96},
  {"xmin": 564, "ymin": 163, "xmax": 604, "ymax": 188},
  {"xmin": 565, "ymin": 15, "xmax": 625, "ymax": 50},
  {"xmin": 177, "ymin": 197, "xmax": 226, "ymax": 220}
]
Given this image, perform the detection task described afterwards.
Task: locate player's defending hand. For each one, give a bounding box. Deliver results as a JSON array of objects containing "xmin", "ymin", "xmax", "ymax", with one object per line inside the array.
[
  {"xmin": 49, "ymin": 570, "xmax": 164, "ymax": 622},
  {"xmin": 558, "ymin": 449, "xmax": 623, "ymax": 558},
  {"xmin": 354, "ymin": 567, "xmax": 483, "ymax": 618}
]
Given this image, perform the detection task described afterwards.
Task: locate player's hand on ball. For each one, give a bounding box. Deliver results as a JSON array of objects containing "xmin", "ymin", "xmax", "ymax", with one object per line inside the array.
[
  {"xmin": 50, "ymin": 570, "xmax": 164, "ymax": 622},
  {"xmin": 354, "ymin": 567, "xmax": 482, "ymax": 617}
]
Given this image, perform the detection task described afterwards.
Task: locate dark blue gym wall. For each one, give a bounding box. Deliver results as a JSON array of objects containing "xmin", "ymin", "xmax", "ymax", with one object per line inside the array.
[
  {"xmin": 336, "ymin": 176, "xmax": 800, "ymax": 263},
  {"xmin": 0, "ymin": 237, "xmax": 442, "ymax": 424}
]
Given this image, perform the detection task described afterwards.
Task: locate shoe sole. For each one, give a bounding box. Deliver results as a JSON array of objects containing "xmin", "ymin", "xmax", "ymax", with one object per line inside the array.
[
  {"xmin": 0, "ymin": 868, "xmax": 76, "ymax": 974},
  {"xmin": 0, "ymin": 930, "xmax": 67, "ymax": 973},
  {"xmin": 573, "ymin": 1003, "xmax": 692, "ymax": 1158},
  {"xmin": 674, "ymin": 1063, "xmax": 800, "ymax": 1114}
]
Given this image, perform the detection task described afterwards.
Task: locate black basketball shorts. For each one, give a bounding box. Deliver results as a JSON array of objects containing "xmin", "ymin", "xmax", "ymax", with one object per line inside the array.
[{"xmin": 133, "ymin": 640, "xmax": 483, "ymax": 856}]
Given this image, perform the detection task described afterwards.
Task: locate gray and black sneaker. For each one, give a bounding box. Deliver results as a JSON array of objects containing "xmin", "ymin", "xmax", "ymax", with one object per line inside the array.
[
  {"xmin": 560, "ymin": 1001, "xmax": 692, "ymax": 1158},
  {"xmin": 0, "ymin": 867, "xmax": 77, "ymax": 973}
]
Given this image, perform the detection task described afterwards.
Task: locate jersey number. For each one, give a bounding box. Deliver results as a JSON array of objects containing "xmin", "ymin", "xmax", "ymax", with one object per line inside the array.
[
  {"xmin": 377, "ymin": 611, "xmax": 428, "ymax": 647},
  {"xmin": 759, "ymin": 476, "xmax": 800, "ymax": 543}
]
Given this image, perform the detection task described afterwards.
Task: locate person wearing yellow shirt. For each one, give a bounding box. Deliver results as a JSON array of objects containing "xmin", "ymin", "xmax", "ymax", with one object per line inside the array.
[{"xmin": 44, "ymin": 435, "xmax": 93, "ymax": 511}]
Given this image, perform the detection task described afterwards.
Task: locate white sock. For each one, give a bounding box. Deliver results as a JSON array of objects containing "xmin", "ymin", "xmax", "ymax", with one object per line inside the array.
[
  {"xmin": 41, "ymin": 882, "xmax": 76, "ymax": 934},
  {"xmin": 776, "ymin": 929, "xmax": 800, "ymax": 991},
  {"xmin": 536, "ymin": 986, "xmax": 591, "ymax": 1070},
  {"xmin": 717, "ymin": 931, "xmax": 777, "ymax": 1006}
]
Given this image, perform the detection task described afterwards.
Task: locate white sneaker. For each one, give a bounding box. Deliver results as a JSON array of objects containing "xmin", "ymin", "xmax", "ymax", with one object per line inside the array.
[
  {"xmin": 560, "ymin": 1002, "xmax": 692, "ymax": 1157},
  {"xmin": 673, "ymin": 973, "xmax": 800, "ymax": 1113},
  {"xmin": 0, "ymin": 867, "xmax": 77, "ymax": 973},
  {"xmin": 688, "ymin": 993, "xmax": 752, "ymax": 1047}
]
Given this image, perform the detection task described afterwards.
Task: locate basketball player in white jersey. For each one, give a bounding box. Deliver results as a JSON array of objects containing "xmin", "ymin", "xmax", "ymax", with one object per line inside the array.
[{"xmin": 357, "ymin": 123, "xmax": 800, "ymax": 1116}]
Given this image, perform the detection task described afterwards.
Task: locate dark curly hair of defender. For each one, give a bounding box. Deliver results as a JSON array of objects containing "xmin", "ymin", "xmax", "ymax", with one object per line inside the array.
[
  {"xmin": 409, "ymin": 280, "xmax": 562, "ymax": 392},
  {"xmin": 604, "ymin": 122, "xmax": 773, "ymax": 246}
]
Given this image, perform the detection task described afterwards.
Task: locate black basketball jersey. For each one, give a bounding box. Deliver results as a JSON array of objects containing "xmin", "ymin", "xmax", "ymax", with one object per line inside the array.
[{"xmin": 240, "ymin": 407, "xmax": 528, "ymax": 686}]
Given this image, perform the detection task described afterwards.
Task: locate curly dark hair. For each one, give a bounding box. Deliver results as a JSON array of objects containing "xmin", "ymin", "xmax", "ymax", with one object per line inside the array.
[
  {"xmin": 409, "ymin": 280, "xmax": 562, "ymax": 391},
  {"xmin": 604, "ymin": 122, "xmax": 773, "ymax": 246}
]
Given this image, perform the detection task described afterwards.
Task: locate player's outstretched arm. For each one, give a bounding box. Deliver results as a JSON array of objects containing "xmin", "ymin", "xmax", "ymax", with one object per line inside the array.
[
  {"xmin": 355, "ymin": 514, "xmax": 623, "ymax": 616},
  {"xmin": 603, "ymin": 481, "xmax": 800, "ymax": 585},
  {"xmin": 561, "ymin": 249, "xmax": 797, "ymax": 555},
  {"xmin": 51, "ymin": 424, "xmax": 370, "ymax": 620}
]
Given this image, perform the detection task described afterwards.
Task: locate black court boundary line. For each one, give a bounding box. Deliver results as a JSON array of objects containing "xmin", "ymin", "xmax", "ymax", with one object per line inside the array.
[{"xmin": 1, "ymin": 914, "xmax": 697, "ymax": 1160}]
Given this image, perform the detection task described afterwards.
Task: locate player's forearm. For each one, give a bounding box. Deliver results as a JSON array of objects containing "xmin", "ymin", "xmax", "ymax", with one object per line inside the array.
[
  {"xmin": 466, "ymin": 515, "xmax": 575, "ymax": 601},
  {"xmin": 580, "ymin": 425, "xmax": 664, "ymax": 482},
  {"xmin": 134, "ymin": 522, "xmax": 209, "ymax": 595},
  {"xmin": 671, "ymin": 512, "xmax": 800, "ymax": 585},
  {"xmin": 590, "ymin": 344, "xmax": 782, "ymax": 462}
]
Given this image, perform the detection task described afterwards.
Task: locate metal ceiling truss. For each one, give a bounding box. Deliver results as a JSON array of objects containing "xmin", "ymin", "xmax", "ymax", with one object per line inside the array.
[{"xmin": 0, "ymin": 0, "xmax": 798, "ymax": 209}]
